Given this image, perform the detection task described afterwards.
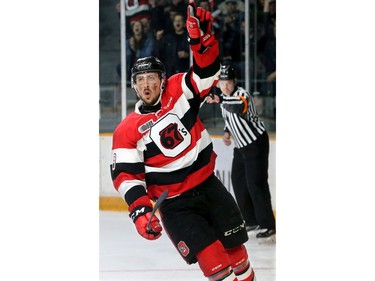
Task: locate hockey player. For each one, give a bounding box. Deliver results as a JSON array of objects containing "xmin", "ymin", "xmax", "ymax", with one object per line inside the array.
[{"xmin": 110, "ymin": 1, "xmax": 256, "ymax": 280}]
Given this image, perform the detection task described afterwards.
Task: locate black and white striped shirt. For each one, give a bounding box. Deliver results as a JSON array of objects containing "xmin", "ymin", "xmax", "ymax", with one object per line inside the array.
[{"xmin": 220, "ymin": 86, "xmax": 266, "ymax": 148}]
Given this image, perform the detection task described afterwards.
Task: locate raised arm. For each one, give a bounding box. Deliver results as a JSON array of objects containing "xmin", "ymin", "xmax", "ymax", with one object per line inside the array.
[{"xmin": 184, "ymin": 0, "xmax": 220, "ymax": 99}]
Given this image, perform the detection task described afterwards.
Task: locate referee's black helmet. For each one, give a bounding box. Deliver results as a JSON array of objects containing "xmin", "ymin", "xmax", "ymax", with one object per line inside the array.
[{"xmin": 219, "ymin": 64, "xmax": 236, "ymax": 80}]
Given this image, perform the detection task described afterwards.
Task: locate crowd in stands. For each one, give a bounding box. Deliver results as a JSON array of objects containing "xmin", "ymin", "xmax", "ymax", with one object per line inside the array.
[{"xmin": 115, "ymin": 0, "xmax": 276, "ymax": 96}]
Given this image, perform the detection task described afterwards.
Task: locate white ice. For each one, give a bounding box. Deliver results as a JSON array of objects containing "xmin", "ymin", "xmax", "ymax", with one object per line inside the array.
[{"xmin": 100, "ymin": 211, "xmax": 276, "ymax": 281}]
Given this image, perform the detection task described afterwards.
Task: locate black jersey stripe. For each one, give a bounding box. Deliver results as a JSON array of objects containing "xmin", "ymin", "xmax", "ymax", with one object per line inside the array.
[
  {"xmin": 193, "ymin": 55, "xmax": 220, "ymax": 79},
  {"xmin": 184, "ymin": 70, "xmax": 195, "ymax": 94},
  {"xmin": 111, "ymin": 162, "xmax": 145, "ymax": 181},
  {"xmin": 124, "ymin": 184, "xmax": 148, "ymax": 206},
  {"xmin": 145, "ymin": 143, "xmax": 213, "ymax": 186},
  {"xmin": 144, "ymin": 141, "xmax": 161, "ymax": 158}
]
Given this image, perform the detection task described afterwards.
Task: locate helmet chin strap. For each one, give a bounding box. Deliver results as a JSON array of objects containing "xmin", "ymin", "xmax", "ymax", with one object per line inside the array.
[{"xmin": 151, "ymin": 92, "xmax": 162, "ymax": 106}]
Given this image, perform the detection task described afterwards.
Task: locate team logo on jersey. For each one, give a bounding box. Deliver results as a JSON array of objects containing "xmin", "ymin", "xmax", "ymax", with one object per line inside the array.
[
  {"xmin": 159, "ymin": 123, "xmax": 184, "ymax": 149},
  {"xmin": 177, "ymin": 241, "xmax": 190, "ymax": 257},
  {"xmin": 150, "ymin": 113, "xmax": 191, "ymax": 157}
]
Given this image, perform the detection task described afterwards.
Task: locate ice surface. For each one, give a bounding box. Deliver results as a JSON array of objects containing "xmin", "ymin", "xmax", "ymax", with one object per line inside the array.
[{"xmin": 100, "ymin": 211, "xmax": 276, "ymax": 281}]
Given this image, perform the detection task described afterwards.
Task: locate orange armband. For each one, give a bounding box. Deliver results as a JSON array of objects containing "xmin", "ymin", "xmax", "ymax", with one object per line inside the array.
[{"xmin": 238, "ymin": 96, "xmax": 248, "ymax": 113}]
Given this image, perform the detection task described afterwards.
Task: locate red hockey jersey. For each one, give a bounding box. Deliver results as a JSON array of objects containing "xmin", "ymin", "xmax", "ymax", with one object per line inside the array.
[{"xmin": 111, "ymin": 41, "xmax": 220, "ymax": 206}]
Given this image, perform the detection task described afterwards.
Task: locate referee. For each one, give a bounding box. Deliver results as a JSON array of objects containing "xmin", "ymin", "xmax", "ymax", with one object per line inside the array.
[{"xmin": 206, "ymin": 64, "xmax": 276, "ymax": 241}]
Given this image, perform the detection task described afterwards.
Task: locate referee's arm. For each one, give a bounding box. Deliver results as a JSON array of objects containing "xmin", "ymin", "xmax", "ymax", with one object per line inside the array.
[{"xmin": 222, "ymin": 95, "xmax": 248, "ymax": 114}]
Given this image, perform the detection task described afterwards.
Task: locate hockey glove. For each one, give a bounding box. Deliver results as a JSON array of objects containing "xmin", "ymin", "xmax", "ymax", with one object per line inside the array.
[
  {"xmin": 196, "ymin": 7, "xmax": 215, "ymax": 48},
  {"xmin": 186, "ymin": 0, "xmax": 201, "ymax": 51},
  {"xmin": 129, "ymin": 198, "xmax": 162, "ymax": 240}
]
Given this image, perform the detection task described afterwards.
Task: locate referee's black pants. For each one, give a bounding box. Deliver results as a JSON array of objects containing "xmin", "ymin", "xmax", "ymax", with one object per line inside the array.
[{"xmin": 231, "ymin": 131, "xmax": 276, "ymax": 230}]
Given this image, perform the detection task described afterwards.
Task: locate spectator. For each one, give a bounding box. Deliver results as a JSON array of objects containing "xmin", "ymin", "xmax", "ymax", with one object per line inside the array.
[
  {"xmin": 258, "ymin": 0, "xmax": 276, "ymax": 21},
  {"xmin": 221, "ymin": 19, "xmax": 246, "ymax": 80},
  {"xmin": 126, "ymin": 20, "xmax": 157, "ymax": 79},
  {"xmin": 140, "ymin": 16, "xmax": 153, "ymax": 37},
  {"xmin": 206, "ymin": 64, "xmax": 276, "ymax": 241},
  {"xmin": 198, "ymin": 0, "xmax": 210, "ymax": 11},
  {"xmin": 220, "ymin": 0, "xmax": 245, "ymax": 68},
  {"xmin": 157, "ymin": 0, "xmax": 188, "ymax": 39},
  {"xmin": 220, "ymin": 0, "xmax": 244, "ymax": 33},
  {"xmin": 225, "ymin": 17, "xmax": 265, "ymax": 83},
  {"xmin": 115, "ymin": 0, "xmax": 152, "ymax": 39},
  {"xmin": 149, "ymin": 0, "xmax": 169, "ymax": 38},
  {"xmin": 157, "ymin": 12, "xmax": 190, "ymax": 77},
  {"xmin": 161, "ymin": 4, "xmax": 180, "ymax": 36}
]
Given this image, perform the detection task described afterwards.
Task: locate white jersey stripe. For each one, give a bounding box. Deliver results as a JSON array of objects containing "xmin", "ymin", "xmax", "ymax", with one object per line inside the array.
[
  {"xmin": 118, "ymin": 180, "xmax": 147, "ymax": 200},
  {"xmin": 192, "ymin": 70, "xmax": 220, "ymax": 93},
  {"xmin": 112, "ymin": 148, "xmax": 143, "ymax": 164}
]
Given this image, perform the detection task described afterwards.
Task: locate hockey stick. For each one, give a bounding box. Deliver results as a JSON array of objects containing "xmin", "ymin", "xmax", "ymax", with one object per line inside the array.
[{"xmin": 146, "ymin": 189, "xmax": 169, "ymax": 233}]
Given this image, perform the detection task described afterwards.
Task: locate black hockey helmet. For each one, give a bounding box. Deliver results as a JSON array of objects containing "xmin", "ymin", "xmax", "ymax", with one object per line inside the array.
[
  {"xmin": 219, "ymin": 64, "xmax": 236, "ymax": 81},
  {"xmin": 131, "ymin": 56, "xmax": 167, "ymax": 88}
]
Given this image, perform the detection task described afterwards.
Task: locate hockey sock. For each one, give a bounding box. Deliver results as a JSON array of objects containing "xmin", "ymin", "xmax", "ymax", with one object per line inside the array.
[
  {"xmin": 196, "ymin": 240, "xmax": 238, "ymax": 281},
  {"xmin": 226, "ymin": 245, "xmax": 255, "ymax": 281}
]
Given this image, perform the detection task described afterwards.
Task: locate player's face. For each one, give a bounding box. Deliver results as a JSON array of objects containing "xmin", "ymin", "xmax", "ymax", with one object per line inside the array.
[
  {"xmin": 134, "ymin": 72, "xmax": 162, "ymax": 105},
  {"xmin": 219, "ymin": 79, "xmax": 235, "ymax": 96}
]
